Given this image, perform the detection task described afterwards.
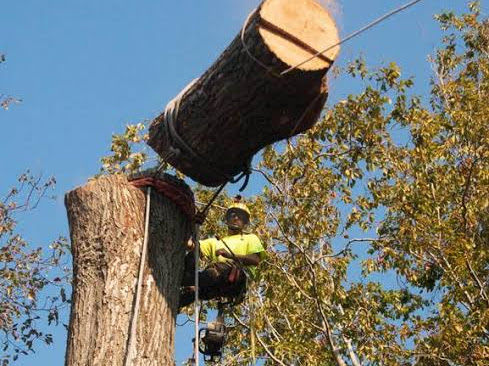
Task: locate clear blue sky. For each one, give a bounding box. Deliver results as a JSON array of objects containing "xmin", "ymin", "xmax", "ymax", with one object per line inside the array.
[{"xmin": 0, "ymin": 0, "xmax": 480, "ymax": 364}]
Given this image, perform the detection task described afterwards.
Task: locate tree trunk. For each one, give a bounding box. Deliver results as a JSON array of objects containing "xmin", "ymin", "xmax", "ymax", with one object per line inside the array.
[
  {"xmin": 148, "ymin": 0, "xmax": 340, "ymax": 187},
  {"xmin": 64, "ymin": 174, "xmax": 193, "ymax": 366}
]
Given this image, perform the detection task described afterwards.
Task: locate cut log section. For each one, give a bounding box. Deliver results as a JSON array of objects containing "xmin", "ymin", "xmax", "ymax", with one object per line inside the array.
[
  {"xmin": 148, "ymin": 0, "xmax": 340, "ymax": 187},
  {"xmin": 64, "ymin": 173, "xmax": 193, "ymax": 366}
]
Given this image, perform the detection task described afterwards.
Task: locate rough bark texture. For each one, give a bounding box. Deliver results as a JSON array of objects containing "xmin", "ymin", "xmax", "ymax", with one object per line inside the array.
[
  {"xmin": 64, "ymin": 174, "xmax": 193, "ymax": 366},
  {"xmin": 148, "ymin": 0, "xmax": 339, "ymax": 187}
]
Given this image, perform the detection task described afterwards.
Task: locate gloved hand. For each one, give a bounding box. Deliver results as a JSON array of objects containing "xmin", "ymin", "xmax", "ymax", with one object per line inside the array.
[{"xmin": 215, "ymin": 249, "xmax": 233, "ymax": 259}]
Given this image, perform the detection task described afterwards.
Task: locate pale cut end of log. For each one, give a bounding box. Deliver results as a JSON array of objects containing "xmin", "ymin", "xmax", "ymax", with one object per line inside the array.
[
  {"xmin": 148, "ymin": 0, "xmax": 341, "ymax": 187},
  {"xmin": 259, "ymin": 0, "xmax": 340, "ymax": 71}
]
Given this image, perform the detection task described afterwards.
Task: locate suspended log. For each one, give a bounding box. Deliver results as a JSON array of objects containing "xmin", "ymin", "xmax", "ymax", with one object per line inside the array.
[
  {"xmin": 148, "ymin": 0, "xmax": 340, "ymax": 187},
  {"xmin": 64, "ymin": 173, "xmax": 193, "ymax": 366}
]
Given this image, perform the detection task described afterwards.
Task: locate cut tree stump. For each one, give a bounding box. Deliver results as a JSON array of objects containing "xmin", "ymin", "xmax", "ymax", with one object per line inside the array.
[
  {"xmin": 64, "ymin": 173, "xmax": 193, "ymax": 366},
  {"xmin": 148, "ymin": 0, "xmax": 340, "ymax": 187}
]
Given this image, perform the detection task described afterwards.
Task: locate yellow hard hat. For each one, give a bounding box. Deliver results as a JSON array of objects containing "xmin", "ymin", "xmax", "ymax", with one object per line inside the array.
[
  {"xmin": 227, "ymin": 202, "xmax": 251, "ymax": 217},
  {"xmin": 226, "ymin": 197, "xmax": 251, "ymax": 223}
]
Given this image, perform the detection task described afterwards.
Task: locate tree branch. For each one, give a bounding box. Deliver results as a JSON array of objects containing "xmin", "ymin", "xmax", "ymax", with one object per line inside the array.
[
  {"xmin": 254, "ymin": 331, "xmax": 287, "ymax": 366},
  {"xmin": 323, "ymin": 317, "xmax": 348, "ymax": 366},
  {"xmin": 465, "ymin": 257, "xmax": 489, "ymax": 306}
]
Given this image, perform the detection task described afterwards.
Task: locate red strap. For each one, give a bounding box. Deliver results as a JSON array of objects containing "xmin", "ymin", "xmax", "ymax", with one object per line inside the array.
[
  {"xmin": 228, "ymin": 266, "xmax": 240, "ymax": 284},
  {"xmin": 130, "ymin": 177, "xmax": 195, "ymax": 220}
]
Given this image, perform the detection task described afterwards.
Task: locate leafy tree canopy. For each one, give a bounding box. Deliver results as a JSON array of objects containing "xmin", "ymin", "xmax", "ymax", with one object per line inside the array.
[{"xmin": 101, "ymin": 3, "xmax": 488, "ymax": 365}]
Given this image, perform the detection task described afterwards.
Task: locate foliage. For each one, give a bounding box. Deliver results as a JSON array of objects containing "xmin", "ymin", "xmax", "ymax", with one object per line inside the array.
[
  {"xmin": 214, "ymin": 4, "xmax": 488, "ymax": 365},
  {"xmin": 100, "ymin": 4, "xmax": 488, "ymax": 365},
  {"xmin": 0, "ymin": 172, "xmax": 70, "ymax": 365},
  {"xmin": 100, "ymin": 123, "xmax": 149, "ymax": 175}
]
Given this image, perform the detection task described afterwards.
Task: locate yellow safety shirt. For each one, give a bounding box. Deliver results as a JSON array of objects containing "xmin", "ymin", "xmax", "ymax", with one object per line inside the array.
[{"xmin": 200, "ymin": 233, "xmax": 265, "ymax": 277}]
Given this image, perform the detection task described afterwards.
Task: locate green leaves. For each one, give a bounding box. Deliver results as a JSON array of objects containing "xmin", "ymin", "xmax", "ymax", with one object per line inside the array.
[
  {"xmin": 1, "ymin": 172, "xmax": 70, "ymax": 365},
  {"xmin": 214, "ymin": 4, "xmax": 489, "ymax": 365},
  {"xmin": 95, "ymin": 4, "xmax": 489, "ymax": 364},
  {"xmin": 100, "ymin": 122, "xmax": 149, "ymax": 174}
]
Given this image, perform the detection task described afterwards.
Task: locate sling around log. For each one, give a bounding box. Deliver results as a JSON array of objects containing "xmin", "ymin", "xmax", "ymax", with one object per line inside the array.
[{"xmin": 148, "ymin": 0, "xmax": 340, "ymax": 187}]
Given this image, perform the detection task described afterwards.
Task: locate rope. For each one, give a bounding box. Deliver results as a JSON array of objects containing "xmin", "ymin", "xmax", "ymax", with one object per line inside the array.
[
  {"xmin": 240, "ymin": 0, "xmax": 424, "ymax": 76},
  {"xmin": 241, "ymin": 7, "xmax": 281, "ymax": 77},
  {"xmin": 164, "ymin": 80, "xmax": 232, "ymax": 181},
  {"xmin": 237, "ymin": 0, "xmax": 424, "ymax": 144},
  {"xmin": 124, "ymin": 186, "xmax": 152, "ymax": 366},
  {"xmin": 215, "ymin": 235, "xmax": 238, "ymax": 260},
  {"xmin": 163, "ymin": 79, "xmax": 253, "ymax": 187},
  {"xmin": 189, "ymin": 181, "xmax": 228, "ymax": 366},
  {"xmin": 280, "ymin": 0, "xmax": 425, "ymax": 75},
  {"xmin": 193, "ymin": 224, "xmax": 201, "ymax": 366}
]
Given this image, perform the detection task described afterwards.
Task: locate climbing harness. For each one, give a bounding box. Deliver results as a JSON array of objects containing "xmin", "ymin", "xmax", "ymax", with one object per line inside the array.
[{"xmin": 215, "ymin": 235, "xmax": 251, "ymax": 305}]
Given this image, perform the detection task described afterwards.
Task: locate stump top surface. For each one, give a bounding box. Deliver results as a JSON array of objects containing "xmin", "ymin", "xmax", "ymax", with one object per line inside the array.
[{"xmin": 259, "ymin": 0, "xmax": 340, "ymax": 71}]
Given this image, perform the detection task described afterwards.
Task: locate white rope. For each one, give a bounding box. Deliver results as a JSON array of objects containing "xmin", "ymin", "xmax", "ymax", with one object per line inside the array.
[
  {"xmin": 238, "ymin": 0, "xmax": 424, "ymax": 76},
  {"xmin": 164, "ymin": 78, "xmax": 199, "ymax": 125},
  {"xmin": 240, "ymin": 7, "xmax": 280, "ymax": 76},
  {"xmin": 124, "ymin": 186, "xmax": 152, "ymax": 366},
  {"xmin": 280, "ymin": 0, "xmax": 424, "ymax": 75},
  {"xmin": 163, "ymin": 78, "xmax": 239, "ymax": 182},
  {"xmin": 193, "ymin": 225, "xmax": 201, "ymax": 366}
]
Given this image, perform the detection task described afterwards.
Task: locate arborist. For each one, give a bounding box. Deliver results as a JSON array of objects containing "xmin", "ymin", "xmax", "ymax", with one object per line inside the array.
[{"xmin": 179, "ymin": 198, "xmax": 265, "ymax": 308}]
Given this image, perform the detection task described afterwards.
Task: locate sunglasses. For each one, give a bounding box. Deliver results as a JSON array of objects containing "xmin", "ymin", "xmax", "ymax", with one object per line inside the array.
[{"xmin": 225, "ymin": 208, "xmax": 250, "ymax": 224}]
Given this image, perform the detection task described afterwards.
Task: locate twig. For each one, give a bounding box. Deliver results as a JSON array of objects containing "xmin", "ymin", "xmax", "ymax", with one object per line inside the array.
[
  {"xmin": 251, "ymin": 168, "xmax": 285, "ymax": 196},
  {"xmin": 254, "ymin": 332, "xmax": 287, "ymax": 366},
  {"xmin": 465, "ymin": 257, "xmax": 489, "ymax": 306},
  {"xmin": 315, "ymin": 238, "xmax": 380, "ymax": 262},
  {"xmin": 461, "ymin": 157, "xmax": 478, "ymax": 233},
  {"xmin": 266, "ymin": 260, "xmax": 314, "ymax": 301}
]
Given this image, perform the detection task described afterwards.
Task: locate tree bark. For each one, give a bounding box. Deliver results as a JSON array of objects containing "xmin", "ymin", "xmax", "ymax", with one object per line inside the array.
[
  {"xmin": 148, "ymin": 0, "xmax": 340, "ymax": 187},
  {"xmin": 64, "ymin": 174, "xmax": 193, "ymax": 366}
]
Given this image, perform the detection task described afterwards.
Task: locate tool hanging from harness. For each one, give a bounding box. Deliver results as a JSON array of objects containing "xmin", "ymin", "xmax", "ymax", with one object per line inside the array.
[
  {"xmin": 188, "ymin": 264, "xmax": 246, "ymax": 364},
  {"xmin": 197, "ymin": 302, "xmax": 227, "ymax": 363}
]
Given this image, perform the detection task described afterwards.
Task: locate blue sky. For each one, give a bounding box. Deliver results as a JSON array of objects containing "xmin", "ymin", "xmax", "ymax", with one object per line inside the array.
[{"xmin": 0, "ymin": 0, "xmax": 481, "ymax": 364}]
